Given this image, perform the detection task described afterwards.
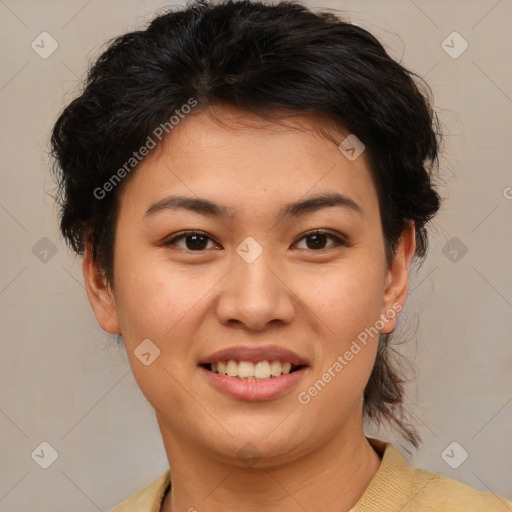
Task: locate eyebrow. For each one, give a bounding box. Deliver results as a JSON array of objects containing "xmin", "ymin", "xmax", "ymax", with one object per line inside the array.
[{"xmin": 144, "ymin": 192, "xmax": 364, "ymax": 221}]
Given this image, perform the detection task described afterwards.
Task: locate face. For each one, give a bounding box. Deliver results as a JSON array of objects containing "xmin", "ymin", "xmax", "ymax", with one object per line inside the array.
[{"xmin": 84, "ymin": 105, "xmax": 415, "ymax": 467}]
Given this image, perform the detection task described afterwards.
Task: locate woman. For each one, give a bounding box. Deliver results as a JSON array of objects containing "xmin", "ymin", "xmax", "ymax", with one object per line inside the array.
[{"xmin": 50, "ymin": 0, "xmax": 512, "ymax": 510}]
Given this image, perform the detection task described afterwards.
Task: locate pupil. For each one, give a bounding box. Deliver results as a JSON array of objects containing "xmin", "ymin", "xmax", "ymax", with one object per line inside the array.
[
  {"xmin": 187, "ymin": 235, "xmax": 207, "ymax": 250},
  {"xmin": 185, "ymin": 234, "xmax": 327, "ymax": 251},
  {"xmin": 307, "ymin": 234, "xmax": 326, "ymax": 249}
]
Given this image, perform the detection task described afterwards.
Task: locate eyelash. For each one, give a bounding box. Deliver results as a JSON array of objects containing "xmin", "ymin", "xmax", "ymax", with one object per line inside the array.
[{"xmin": 162, "ymin": 229, "xmax": 349, "ymax": 252}]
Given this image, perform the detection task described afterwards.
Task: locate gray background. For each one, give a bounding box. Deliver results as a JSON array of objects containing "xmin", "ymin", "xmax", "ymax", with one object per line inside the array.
[{"xmin": 1, "ymin": 0, "xmax": 511, "ymax": 510}]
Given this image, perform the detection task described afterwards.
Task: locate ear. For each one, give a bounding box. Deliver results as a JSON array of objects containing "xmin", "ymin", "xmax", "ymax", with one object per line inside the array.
[
  {"xmin": 82, "ymin": 244, "xmax": 121, "ymax": 334},
  {"xmin": 379, "ymin": 221, "xmax": 416, "ymax": 334}
]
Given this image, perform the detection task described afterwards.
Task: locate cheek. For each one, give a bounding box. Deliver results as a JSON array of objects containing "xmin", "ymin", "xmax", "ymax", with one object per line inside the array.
[
  {"xmin": 111, "ymin": 259, "xmax": 198, "ymax": 408},
  {"xmin": 298, "ymin": 275, "xmax": 381, "ymax": 423},
  {"xmin": 295, "ymin": 257, "xmax": 384, "ymax": 403},
  {"xmin": 299, "ymin": 257, "xmax": 385, "ymax": 343},
  {"xmin": 111, "ymin": 251, "xmax": 217, "ymax": 393},
  {"xmin": 113, "ymin": 248, "xmax": 199, "ymax": 341}
]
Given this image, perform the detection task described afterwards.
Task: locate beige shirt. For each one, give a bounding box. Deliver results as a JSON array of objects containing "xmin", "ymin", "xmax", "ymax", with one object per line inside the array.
[{"xmin": 109, "ymin": 437, "xmax": 512, "ymax": 511}]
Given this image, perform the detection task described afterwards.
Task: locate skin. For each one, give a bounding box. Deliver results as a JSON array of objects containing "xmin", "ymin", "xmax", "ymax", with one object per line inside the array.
[{"xmin": 83, "ymin": 105, "xmax": 416, "ymax": 512}]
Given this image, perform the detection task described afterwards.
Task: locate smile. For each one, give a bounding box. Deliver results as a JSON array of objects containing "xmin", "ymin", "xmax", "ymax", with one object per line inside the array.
[{"xmin": 203, "ymin": 360, "xmax": 304, "ymax": 381}]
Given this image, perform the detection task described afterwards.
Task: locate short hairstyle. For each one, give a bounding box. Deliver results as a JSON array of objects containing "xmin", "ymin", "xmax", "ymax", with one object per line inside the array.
[{"xmin": 51, "ymin": 0, "xmax": 442, "ymax": 448}]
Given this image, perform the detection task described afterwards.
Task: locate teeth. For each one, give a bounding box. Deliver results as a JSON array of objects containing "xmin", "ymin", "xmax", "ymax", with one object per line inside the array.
[
  {"xmin": 281, "ymin": 362, "xmax": 292, "ymax": 374},
  {"xmin": 270, "ymin": 360, "xmax": 281, "ymax": 377},
  {"xmin": 209, "ymin": 360, "xmax": 298, "ymax": 380},
  {"xmin": 226, "ymin": 360, "xmax": 238, "ymax": 377},
  {"xmin": 238, "ymin": 361, "xmax": 254, "ymax": 378},
  {"xmin": 254, "ymin": 361, "xmax": 271, "ymax": 379}
]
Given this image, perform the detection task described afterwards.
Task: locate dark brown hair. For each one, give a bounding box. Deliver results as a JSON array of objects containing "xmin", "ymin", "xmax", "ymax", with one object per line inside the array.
[{"xmin": 51, "ymin": 0, "xmax": 442, "ymax": 448}]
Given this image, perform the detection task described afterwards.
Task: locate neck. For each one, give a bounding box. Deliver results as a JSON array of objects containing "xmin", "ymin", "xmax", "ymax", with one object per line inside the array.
[{"xmin": 159, "ymin": 419, "xmax": 381, "ymax": 512}]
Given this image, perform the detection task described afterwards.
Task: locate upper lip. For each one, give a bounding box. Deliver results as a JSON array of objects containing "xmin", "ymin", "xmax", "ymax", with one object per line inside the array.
[{"xmin": 199, "ymin": 345, "xmax": 309, "ymax": 366}]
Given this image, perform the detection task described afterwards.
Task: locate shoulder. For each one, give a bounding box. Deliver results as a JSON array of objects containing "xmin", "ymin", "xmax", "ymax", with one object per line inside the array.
[
  {"xmin": 410, "ymin": 466, "xmax": 512, "ymax": 511},
  {"xmin": 109, "ymin": 468, "xmax": 171, "ymax": 512},
  {"xmin": 354, "ymin": 437, "xmax": 512, "ymax": 512}
]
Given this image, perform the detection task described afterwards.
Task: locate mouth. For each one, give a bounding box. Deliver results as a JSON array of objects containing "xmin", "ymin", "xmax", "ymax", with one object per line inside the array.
[
  {"xmin": 198, "ymin": 345, "xmax": 309, "ymax": 400},
  {"xmin": 201, "ymin": 360, "xmax": 306, "ymax": 381}
]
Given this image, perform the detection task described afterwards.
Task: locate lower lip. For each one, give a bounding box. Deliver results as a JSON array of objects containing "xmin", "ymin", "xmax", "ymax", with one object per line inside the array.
[{"xmin": 199, "ymin": 366, "xmax": 307, "ymax": 401}]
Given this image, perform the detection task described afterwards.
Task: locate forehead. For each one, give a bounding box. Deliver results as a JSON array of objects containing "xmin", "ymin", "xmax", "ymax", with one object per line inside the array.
[{"xmin": 117, "ymin": 106, "xmax": 378, "ymax": 220}]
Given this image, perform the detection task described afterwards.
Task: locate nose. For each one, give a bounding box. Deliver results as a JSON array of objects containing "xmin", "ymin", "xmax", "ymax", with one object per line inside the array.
[{"xmin": 214, "ymin": 246, "xmax": 296, "ymax": 331}]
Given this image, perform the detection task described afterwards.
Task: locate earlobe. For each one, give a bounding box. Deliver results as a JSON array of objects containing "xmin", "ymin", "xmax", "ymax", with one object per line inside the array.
[
  {"xmin": 82, "ymin": 244, "xmax": 121, "ymax": 334},
  {"xmin": 379, "ymin": 222, "xmax": 416, "ymax": 334}
]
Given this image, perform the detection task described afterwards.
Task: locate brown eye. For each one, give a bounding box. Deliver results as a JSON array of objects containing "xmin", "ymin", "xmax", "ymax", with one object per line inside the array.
[
  {"xmin": 295, "ymin": 230, "xmax": 347, "ymax": 251},
  {"xmin": 164, "ymin": 231, "xmax": 217, "ymax": 251},
  {"xmin": 163, "ymin": 229, "xmax": 348, "ymax": 253}
]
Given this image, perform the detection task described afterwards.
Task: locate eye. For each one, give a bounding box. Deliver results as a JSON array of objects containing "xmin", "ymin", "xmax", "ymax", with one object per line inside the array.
[
  {"xmin": 163, "ymin": 231, "xmax": 219, "ymax": 251},
  {"xmin": 294, "ymin": 230, "xmax": 348, "ymax": 251},
  {"xmin": 162, "ymin": 229, "xmax": 348, "ymax": 252}
]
